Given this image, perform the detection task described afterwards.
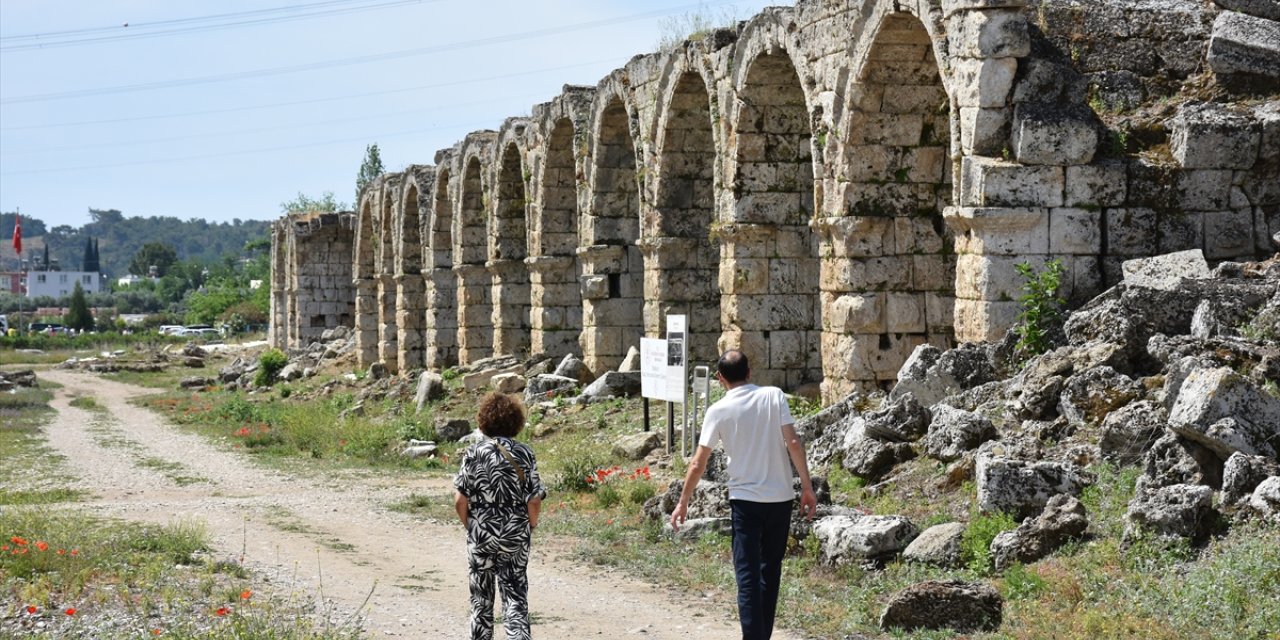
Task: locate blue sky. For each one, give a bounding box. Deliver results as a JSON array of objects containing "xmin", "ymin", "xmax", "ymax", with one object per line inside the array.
[{"xmin": 1, "ymin": 0, "xmax": 779, "ymax": 229}]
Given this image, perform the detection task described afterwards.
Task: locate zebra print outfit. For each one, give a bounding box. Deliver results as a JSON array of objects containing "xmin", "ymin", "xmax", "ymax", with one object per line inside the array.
[{"xmin": 454, "ymin": 436, "xmax": 546, "ymax": 640}]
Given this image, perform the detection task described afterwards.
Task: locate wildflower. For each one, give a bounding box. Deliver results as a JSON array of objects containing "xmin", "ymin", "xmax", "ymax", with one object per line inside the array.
[
  {"xmin": 606, "ymin": 519, "xmax": 614, "ymax": 525},
  {"xmin": 70, "ymin": 549, "xmax": 79, "ymax": 556},
  {"xmin": 57, "ymin": 549, "xmax": 65, "ymax": 555},
  {"xmin": 25, "ymin": 606, "xmax": 36, "ymax": 614},
  {"xmin": 35, "ymin": 541, "xmax": 48, "ymax": 552},
  {"xmin": 215, "ymin": 607, "xmax": 229, "ymax": 616},
  {"xmin": 11, "ymin": 536, "xmax": 27, "ymax": 546},
  {"xmin": 1, "ymin": 545, "xmax": 8, "ymax": 552},
  {"xmin": 13, "ymin": 547, "xmax": 27, "ymax": 555},
  {"xmin": 64, "ymin": 608, "xmax": 76, "ymax": 616},
  {"xmin": 240, "ymin": 590, "xmax": 252, "ymax": 600},
  {"xmin": 153, "ymin": 629, "xmax": 163, "ymax": 635}
]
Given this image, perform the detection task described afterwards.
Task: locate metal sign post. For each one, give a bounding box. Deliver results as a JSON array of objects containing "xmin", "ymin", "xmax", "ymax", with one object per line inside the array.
[{"xmin": 690, "ymin": 365, "xmax": 710, "ymax": 454}]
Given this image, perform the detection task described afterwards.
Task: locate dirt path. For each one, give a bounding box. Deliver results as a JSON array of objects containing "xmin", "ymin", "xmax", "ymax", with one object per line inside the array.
[{"xmin": 37, "ymin": 370, "xmax": 796, "ymax": 639}]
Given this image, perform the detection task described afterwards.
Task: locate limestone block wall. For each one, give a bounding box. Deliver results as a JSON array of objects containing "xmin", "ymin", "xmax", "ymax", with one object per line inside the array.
[
  {"xmin": 278, "ymin": 0, "xmax": 1277, "ymax": 404},
  {"xmin": 267, "ymin": 212, "xmax": 355, "ymax": 351}
]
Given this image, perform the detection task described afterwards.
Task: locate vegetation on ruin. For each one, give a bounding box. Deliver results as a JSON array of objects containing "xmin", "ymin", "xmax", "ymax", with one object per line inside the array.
[
  {"xmin": 1012, "ymin": 258, "xmax": 1066, "ymax": 361},
  {"xmin": 354, "ymin": 143, "xmax": 385, "ymax": 203}
]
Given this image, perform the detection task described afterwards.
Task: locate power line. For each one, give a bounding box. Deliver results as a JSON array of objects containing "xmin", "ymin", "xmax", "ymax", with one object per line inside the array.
[
  {"xmin": 0, "ymin": 119, "xmax": 497, "ymax": 176},
  {"xmin": 1, "ymin": 0, "xmax": 741, "ymax": 105},
  {"xmin": 0, "ymin": 0, "xmax": 435, "ymax": 51},
  {"xmin": 1, "ymin": 57, "xmax": 616, "ymax": 132}
]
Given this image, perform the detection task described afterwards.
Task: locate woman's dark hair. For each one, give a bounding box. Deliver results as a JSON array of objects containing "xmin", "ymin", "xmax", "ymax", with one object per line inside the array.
[
  {"xmin": 476, "ymin": 392, "xmax": 525, "ymax": 438},
  {"xmin": 717, "ymin": 349, "xmax": 749, "ymax": 384}
]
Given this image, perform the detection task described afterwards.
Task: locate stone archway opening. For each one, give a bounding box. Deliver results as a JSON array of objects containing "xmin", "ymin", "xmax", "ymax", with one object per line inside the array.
[
  {"xmin": 492, "ymin": 143, "xmax": 532, "ymax": 357},
  {"xmin": 427, "ymin": 168, "xmax": 457, "ymax": 369},
  {"xmin": 378, "ymin": 187, "xmax": 399, "ymax": 372},
  {"xmin": 821, "ymin": 12, "xmax": 955, "ymax": 399},
  {"xmin": 396, "ymin": 183, "xmax": 426, "ymax": 370},
  {"xmin": 581, "ymin": 96, "xmax": 644, "ymax": 373},
  {"xmin": 725, "ymin": 51, "xmax": 820, "ymax": 392},
  {"xmin": 456, "ymin": 157, "xmax": 493, "ymax": 364},
  {"xmin": 354, "ymin": 199, "xmax": 379, "ymax": 368},
  {"xmin": 529, "ymin": 117, "xmax": 582, "ymax": 358},
  {"xmin": 649, "ymin": 70, "xmax": 721, "ymax": 367}
]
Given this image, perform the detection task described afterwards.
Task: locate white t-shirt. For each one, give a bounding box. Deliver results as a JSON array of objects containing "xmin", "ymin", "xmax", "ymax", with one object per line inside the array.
[{"xmin": 698, "ymin": 383, "xmax": 796, "ymax": 503}]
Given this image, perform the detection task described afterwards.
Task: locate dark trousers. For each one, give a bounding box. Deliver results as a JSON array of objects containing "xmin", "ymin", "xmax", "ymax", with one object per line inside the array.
[{"xmin": 729, "ymin": 499, "xmax": 793, "ymax": 640}]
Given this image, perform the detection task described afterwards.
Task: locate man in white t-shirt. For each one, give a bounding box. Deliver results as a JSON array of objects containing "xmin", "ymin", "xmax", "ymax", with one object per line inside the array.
[{"xmin": 670, "ymin": 349, "xmax": 817, "ymax": 640}]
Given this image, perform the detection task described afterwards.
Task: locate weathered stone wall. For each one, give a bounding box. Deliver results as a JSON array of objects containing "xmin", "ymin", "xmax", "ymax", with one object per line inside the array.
[
  {"xmin": 268, "ymin": 212, "xmax": 356, "ymax": 351},
  {"xmin": 282, "ymin": 0, "xmax": 1278, "ymax": 403}
]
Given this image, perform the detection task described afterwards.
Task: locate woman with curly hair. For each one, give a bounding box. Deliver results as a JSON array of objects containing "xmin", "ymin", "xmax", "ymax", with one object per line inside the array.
[{"xmin": 454, "ymin": 392, "xmax": 546, "ymax": 640}]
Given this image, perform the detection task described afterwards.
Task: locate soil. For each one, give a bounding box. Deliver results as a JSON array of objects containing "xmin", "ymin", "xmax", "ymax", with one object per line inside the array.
[{"xmin": 35, "ymin": 369, "xmax": 799, "ymax": 639}]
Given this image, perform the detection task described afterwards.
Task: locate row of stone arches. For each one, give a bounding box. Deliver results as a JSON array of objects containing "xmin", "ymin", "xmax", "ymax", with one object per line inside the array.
[{"xmin": 344, "ymin": 0, "xmax": 1067, "ymax": 402}]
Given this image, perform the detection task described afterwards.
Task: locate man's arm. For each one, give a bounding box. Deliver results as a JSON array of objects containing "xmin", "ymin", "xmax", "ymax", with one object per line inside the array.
[
  {"xmin": 669, "ymin": 445, "xmax": 713, "ymax": 531},
  {"xmin": 781, "ymin": 423, "xmax": 818, "ymax": 520}
]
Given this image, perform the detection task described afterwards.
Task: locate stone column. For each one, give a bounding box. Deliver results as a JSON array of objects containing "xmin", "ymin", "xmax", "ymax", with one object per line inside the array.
[
  {"xmin": 488, "ymin": 259, "xmax": 531, "ymax": 358},
  {"xmin": 396, "ymin": 273, "xmax": 427, "ymax": 371},
  {"xmin": 640, "ymin": 237, "xmax": 720, "ymax": 366},
  {"xmin": 354, "ymin": 277, "xmax": 379, "ymax": 368},
  {"xmin": 425, "ymin": 267, "xmax": 458, "ymax": 369},
  {"xmin": 716, "ymin": 224, "xmax": 821, "ymax": 391},
  {"xmin": 526, "ymin": 255, "xmax": 580, "ymax": 360},
  {"xmin": 577, "ymin": 244, "xmax": 642, "ymax": 375},
  {"xmin": 377, "ymin": 273, "xmax": 399, "ymax": 373},
  {"xmin": 454, "ymin": 263, "xmax": 493, "ymax": 365},
  {"xmin": 268, "ymin": 222, "xmax": 289, "ymax": 349}
]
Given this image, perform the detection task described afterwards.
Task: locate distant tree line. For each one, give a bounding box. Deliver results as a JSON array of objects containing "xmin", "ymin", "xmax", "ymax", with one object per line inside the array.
[{"xmin": 0, "ymin": 208, "xmax": 271, "ymax": 277}]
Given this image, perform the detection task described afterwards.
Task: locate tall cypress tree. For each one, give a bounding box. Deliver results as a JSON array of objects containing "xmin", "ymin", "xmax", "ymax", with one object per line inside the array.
[
  {"xmin": 64, "ymin": 282, "xmax": 93, "ymax": 331},
  {"xmin": 94, "ymin": 238, "xmax": 101, "ymax": 272},
  {"xmin": 42, "ymin": 244, "xmax": 50, "ymax": 270},
  {"xmin": 82, "ymin": 237, "xmax": 98, "ymax": 272}
]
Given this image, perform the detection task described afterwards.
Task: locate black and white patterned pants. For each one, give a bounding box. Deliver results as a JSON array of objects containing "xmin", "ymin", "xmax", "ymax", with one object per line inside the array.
[{"xmin": 468, "ymin": 539, "xmax": 531, "ymax": 640}]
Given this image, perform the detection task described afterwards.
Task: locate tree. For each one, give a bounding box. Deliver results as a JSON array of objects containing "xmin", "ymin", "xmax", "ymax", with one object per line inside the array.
[
  {"xmin": 82, "ymin": 237, "xmax": 100, "ymax": 272},
  {"xmin": 355, "ymin": 142, "xmax": 384, "ymax": 203},
  {"xmin": 280, "ymin": 192, "xmax": 346, "ymax": 215},
  {"xmin": 64, "ymin": 282, "xmax": 94, "ymax": 331},
  {"xmin": 128, "ymin": 242, "xmax": 178, "ymax": 277}
]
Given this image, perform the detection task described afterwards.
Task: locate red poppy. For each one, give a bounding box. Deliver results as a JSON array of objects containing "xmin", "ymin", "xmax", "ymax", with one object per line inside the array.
[
  {"xmin": 11, "ymin": 536, "xmax": 27, "ymax": 546},
  {"xmin": 153, "ymin": 630, "xmax": 163, "ymax": 635},
  {"xmin": 69, "ymin": 549, "xmax": 79, "ymax": 556},
  {"xmin": 240, "ymin": 590, "xmax": 252, "ymax": 600},
  {"xmin": 57, "ymin": 549, "xmax": 65, "ymax": 555},
  {"xmin": 1, "ymin": 545, "xmax": 8, "ymax": 552},
  {"xmin": 25, "ymin": 606, "xmax": 36, "ymax": 614},
  {"xmin": 64, "ymin": 608, "xmax": 76, "ymax": 616},
  {"xmin": 215, "ymin": 607, "xmax": 229, "ymax": 616},
  {"xmin": 35, "ymin": 541, "xmax": 48, "ymax": 552}
]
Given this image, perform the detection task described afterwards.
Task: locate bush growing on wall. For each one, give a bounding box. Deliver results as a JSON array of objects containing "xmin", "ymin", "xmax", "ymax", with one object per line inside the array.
[{"xmin": 254, "ymin": 349, "xmax": 288, "ymax": 388}]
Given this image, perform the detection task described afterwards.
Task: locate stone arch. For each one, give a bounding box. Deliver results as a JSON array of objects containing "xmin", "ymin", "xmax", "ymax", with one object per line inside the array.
[
  {"xmin": 581, "ymin": 86, "xmax": 645, "ymax": 374},
  {"xmin": 646, "ymin": 60, "xmax": 722, "ymax": 367},
  {"xmin": 395, "ymin": 166, "xmax": 431, "ymax": 371},
  {"xmin": 826, "ymin": 7, "xmax": 958, "ymax": 400},
  {"xmin": 454, "ymin": 135, "xmax": 497, "ymax": 365},
  {"xmin": 425, "ymin": 156, "xmax": 458, "ymax": 369},
  {"xmin": 353, "ymin": 187, "xmax": 380, "ymax": 368},
  {"xmin": 720, "ymin": 42, "xmax": 822, "ymax": 391},
  {"xmin": 491, "ymin": 127, "xmax": 532, "ymax": 358},
  {"xmin": 527, "ymin": 86, "xmax": 593, "ymax": 360}
]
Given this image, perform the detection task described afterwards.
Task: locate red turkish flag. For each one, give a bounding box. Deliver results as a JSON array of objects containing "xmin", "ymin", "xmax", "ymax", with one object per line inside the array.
[{"xmin": 10, "ymin": 213, "xmax": 19, "ymax": 256}]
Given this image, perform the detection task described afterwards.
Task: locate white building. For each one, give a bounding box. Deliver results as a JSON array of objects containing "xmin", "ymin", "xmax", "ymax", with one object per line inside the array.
[
  {"xmin": 117, "ymin": 274, "xmax": 158, "ymax": 288},
  {"xmin": 26, "ymin": 271, "xmax": 106, "ymax": 298}
]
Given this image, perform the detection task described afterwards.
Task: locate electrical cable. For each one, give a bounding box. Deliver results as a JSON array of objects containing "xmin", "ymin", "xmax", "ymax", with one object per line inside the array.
[
  {"xmin": 0, "ymin": 0, "xmax": 743, "ymax": 105},
  {"xmin": 0, "ymin": 0, "xmax": 435, "ymax": 51}
]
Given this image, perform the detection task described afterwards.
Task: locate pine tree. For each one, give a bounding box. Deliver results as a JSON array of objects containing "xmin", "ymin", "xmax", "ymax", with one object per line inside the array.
[
  {"xmin": 356, "ymin": 143, "xmax": 385, "ymax": 203},
  {"xmin": 64, "ymin": 282, "xmax": 94, "ymax": 331},
  {"xmin": 82, "ymin": 237, "xmax": 100, "ymax": 272}
]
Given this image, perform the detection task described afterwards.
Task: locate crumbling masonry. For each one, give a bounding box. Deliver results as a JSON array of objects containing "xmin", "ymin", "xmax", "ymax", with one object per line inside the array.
[{"xmin": 271, "ymin": 0, "xmax": 1280, "ymax": 404}]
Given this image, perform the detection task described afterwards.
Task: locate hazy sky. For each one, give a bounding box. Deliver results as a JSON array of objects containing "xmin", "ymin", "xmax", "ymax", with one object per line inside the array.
[{"xmin": 1, "ymin": 0, "xmax": 780, "ymax": 229}]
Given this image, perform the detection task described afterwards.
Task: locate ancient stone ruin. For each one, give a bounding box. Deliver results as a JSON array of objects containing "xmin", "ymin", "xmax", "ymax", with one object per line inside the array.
[{"xmin": 271, "ymin": 0, "xmax": 1280, "ymax": 404}]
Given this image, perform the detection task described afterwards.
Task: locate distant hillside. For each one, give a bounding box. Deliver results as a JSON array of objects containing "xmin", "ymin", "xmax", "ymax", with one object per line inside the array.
[{"xmin": 1, "ymin": 209, "xmax": 272, "ymax": 276}]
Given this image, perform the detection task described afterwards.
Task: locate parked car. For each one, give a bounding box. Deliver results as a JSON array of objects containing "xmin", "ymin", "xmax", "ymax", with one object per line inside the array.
[
  {"xmin": 177, "ymin": 327, "xmax": 220, "ymax": 338},
  {"xmin": 158, "ymin": 325, "xmax": 185, "ymax": 335}
]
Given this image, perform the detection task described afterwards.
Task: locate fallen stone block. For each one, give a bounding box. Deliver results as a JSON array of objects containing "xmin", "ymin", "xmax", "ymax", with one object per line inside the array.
[
  {"xmin": 902, "ymin": 522, "xmax": 967, "ymax": 568},
  {"xmin": 990, "ymin": 494, "xmax": 1089, "ymax": 571},
  {"xmin": 813, "ymin": 515, "xmax": 919, "ymax": 566},
  {"xmin": 1169, "ymin": 366, "xmax": 1280, "ymax": 459},
  {"xmin": 879, "ymin": 580, "xmax": 1003, "ymax": 633}
]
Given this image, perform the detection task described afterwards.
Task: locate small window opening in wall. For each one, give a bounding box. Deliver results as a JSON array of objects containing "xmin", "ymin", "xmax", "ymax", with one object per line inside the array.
[
  {"xmin": 763, "ymin": 331, "xmax": 771, "ymax": 340},
  {"xmin": 878, "ymin": 333, "xmax": 892, "ymax": 350},
  {"xmin": 608, "ymin": 273, "xmax": 621, "ymax": 298}
]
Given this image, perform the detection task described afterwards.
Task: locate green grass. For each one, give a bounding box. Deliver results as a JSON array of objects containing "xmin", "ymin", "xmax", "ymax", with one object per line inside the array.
[
  {"xmin": 0, "ymin": 507, "xmax": 363, "ymax": 639},
  {"xmin": 68, "ymin": 395, "xmax": 104, "ymax": 411}
]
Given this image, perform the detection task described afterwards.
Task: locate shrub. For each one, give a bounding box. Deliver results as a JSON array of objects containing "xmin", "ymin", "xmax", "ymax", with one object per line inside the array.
[
  {"xmin": 254, "ymin": 349, "xmax": 288, "ymax": 387},
  {"xmin": 1014, "ymin": 258, "xmax": 1066, "ymax": 359},
  {"xmin": 962, "ymin": 511, "xmax": 1018, "ymax": 575}
]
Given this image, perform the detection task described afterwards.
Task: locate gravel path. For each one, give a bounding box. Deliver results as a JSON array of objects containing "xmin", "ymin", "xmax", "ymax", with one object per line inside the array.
[{"xmin": 36, "ymin": 370, "xmax": 791, "ymax": 639}]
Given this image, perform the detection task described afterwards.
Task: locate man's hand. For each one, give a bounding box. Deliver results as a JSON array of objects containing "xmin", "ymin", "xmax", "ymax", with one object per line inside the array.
[
  {"xmin": 799, "ymin": 486, "xmax": 818, "ymax": 521},
  {"xmin": 670, "ymin": 500, "xmax": 689, "ymax": 531}
]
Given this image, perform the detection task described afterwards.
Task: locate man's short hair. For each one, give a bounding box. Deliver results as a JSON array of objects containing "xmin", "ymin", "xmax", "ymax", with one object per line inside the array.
[{"xmin": 717, "ymin": 349, "xmax": 749, "ymax": 383}]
